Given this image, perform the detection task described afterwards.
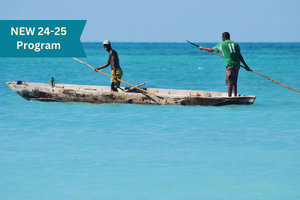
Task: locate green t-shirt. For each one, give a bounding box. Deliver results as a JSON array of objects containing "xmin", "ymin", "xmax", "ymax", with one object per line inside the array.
[{"xmin": 212, "ymin": 40, "xmax": 241, "ymax": 68}]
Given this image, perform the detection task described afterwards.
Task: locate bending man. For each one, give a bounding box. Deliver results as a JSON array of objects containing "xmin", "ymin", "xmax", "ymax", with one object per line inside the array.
[
  {"xmin": 199, "ymin": 32, "xmax": 251, "ymax": 97},
  {"xmin": 95, "ymin": 40, "xmax": 123, "ymax": 92}
]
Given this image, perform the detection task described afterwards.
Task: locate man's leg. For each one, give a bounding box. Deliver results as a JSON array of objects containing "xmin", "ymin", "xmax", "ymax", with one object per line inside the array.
[
  {"xmin": 232, "ymin": 67, "xmax": 239, "ymax": 97},
  {"xmin": 233, "ymin": 84, "xmax": 237, "ymax": 97},
  {"xmin": 111, "ymin": 82, "xmax": 118, "ymax": 92},
  {"xmin": 226, "ymin": 67, "xmax": 239, "ymax": 97},
  {"xmin": 228, "ymin": 84, "xmax": 233, "ymax": 97}
]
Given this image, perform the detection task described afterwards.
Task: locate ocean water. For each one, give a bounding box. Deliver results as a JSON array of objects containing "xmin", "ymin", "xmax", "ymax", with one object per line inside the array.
[{"xmin": 1, "ymin": 42, "xmax": 300, "ymax": 200}]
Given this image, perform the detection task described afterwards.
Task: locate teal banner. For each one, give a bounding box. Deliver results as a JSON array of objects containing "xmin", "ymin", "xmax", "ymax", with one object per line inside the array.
[{"xmin": 0, "ymin": 20, "xmax": 86, "ymax": 57}]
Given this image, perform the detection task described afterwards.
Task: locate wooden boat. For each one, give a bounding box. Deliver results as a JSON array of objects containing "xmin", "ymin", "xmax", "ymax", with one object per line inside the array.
[{"xmin": 6, "ymin": 81, "xmax": 256, "ymax": 106}]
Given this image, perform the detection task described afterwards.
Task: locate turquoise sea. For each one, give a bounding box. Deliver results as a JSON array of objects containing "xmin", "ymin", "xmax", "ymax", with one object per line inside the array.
[{"xmin": 1, "ymin": 42, "xmax": 300, "ymax": 199}]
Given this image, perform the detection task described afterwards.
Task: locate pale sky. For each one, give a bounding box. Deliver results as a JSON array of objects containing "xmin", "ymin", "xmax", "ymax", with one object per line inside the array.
[{"xmin": 1, "ymin": 0, "xmax": 300, "ymax": 43}]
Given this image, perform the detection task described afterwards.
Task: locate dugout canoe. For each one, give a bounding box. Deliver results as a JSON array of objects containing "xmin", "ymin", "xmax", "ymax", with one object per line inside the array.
[{"xmin": 6, "ymin": 81, "xmax": 256, "ymax": 106}]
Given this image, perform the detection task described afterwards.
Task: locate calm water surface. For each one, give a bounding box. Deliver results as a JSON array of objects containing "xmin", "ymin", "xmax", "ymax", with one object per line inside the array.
[{"xmin": 1, "ymin": 43, "xmax": 300, "ymax": 199}]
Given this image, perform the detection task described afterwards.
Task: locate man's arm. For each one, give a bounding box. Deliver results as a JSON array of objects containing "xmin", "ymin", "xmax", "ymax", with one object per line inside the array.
[
  {"xmin": 94, "ymin": 53, "xmax": 111, "ymax": 71},
  {"xmin": 199, "ymin": 46, "xmax": 214, "ymax": 52},
  {"xmin": 238, "ymin": 54, "xmax": 251, "ymax": 71}
]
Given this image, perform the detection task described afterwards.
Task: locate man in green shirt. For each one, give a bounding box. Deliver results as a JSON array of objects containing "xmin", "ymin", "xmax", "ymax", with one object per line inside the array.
[{"xmin": 199, "ymin": 32, "xmax": 251, "ymax": 97}]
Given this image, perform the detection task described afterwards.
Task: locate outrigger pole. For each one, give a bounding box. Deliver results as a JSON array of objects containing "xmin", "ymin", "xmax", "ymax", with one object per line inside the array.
[
  {"xmin": 187, "ymin": 40, "xmax": 300, "ymax": 94},
  {"xmin": 73, "ymin": 57, "xmax": 160, "ymax": 98}
]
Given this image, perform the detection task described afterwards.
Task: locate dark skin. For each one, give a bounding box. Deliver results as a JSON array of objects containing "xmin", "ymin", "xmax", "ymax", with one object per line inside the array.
[
  {"xmin": 94, "ymin": 44, "xmax": 121, "ymax": 91},
  {"xmin": 198, "ymin": 36, "xmax": 251, "ymax": 97}
]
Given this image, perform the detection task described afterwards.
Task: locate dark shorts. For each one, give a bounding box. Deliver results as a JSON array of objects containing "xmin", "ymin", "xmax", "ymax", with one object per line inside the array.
[{"xmin": 225, "ymin": 67, "xmax": 240, "ymax": 85}]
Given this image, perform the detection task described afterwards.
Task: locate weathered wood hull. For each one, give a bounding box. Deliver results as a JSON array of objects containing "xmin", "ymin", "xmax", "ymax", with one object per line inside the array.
[{"xmin": 6, "ymin": 82, "xmax": 256, "ymax": 106}]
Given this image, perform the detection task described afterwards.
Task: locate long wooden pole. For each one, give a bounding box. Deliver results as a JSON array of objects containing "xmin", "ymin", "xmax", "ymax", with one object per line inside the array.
[
  {"xmin": 187, "ymin": 40, "xmax": 300, "ymax": 93},
  {"xmin": 124, "ymin": 82, "xmax": 147, "ymax": 92},
  {"xmin": 73, "ymin": 57, "xmax": 160, "ymax": 97}
]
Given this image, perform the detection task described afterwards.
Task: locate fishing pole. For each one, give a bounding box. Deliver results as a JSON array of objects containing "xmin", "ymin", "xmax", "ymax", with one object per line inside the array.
[
  {"xmin": 73, "ymin": 57, "xmax": 160, "ymax": 97},
  {"xmin": 187, "ymin": 40, "xmax": 224, "ymax": 58}
]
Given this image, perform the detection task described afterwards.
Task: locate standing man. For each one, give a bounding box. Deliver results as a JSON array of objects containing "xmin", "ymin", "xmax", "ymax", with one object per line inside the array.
[
  {"xmin": 199, "ymin": 32, "xmax": 251, "ymax": 97},
  {"xmin": 94, "ymin": 40, "xmax": 123, "ymax": 92}
]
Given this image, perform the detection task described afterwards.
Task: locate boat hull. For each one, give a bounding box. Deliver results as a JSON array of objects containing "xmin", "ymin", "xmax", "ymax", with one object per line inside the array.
[{"xmin": 6, "ymin": 82, "xmax": 256, "ymax": 106}]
